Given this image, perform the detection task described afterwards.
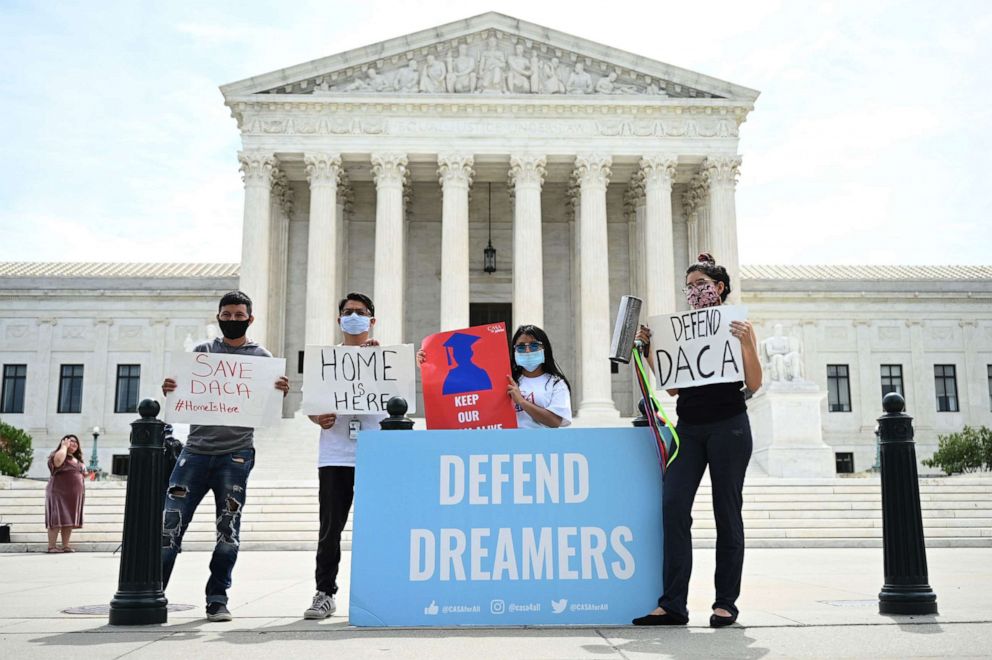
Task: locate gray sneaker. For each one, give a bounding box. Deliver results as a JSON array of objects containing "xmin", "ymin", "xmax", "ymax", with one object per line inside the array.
[
  {"xmin": 303, "ymin": 591, "xmax": 336, "ymax": 619},
  {"xmin": 205, "ymin": 602, "xmax": 233, "ymax": 622}
]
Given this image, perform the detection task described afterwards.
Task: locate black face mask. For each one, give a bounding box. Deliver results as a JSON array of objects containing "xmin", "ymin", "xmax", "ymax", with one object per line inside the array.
[{"xmin": 217, "ymin": 318, "xmax": 250, "ymax": 340}]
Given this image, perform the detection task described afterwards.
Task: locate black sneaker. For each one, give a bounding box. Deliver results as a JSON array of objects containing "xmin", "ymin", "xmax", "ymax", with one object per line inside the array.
[{"xmin": 205, "ymin": 602, "xmax": 233, "ymax": 622}]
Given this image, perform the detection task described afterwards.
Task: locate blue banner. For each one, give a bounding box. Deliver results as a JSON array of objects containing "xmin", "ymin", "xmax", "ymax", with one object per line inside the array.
[{"xmin": 349, "ymin": 427, "xmax": 668, "ymax": 626}]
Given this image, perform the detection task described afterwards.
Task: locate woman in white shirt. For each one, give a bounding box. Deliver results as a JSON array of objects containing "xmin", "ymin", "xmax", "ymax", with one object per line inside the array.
[{"xmin": 506, "ymin": 324, "xmax": 573, "ymax": 429}]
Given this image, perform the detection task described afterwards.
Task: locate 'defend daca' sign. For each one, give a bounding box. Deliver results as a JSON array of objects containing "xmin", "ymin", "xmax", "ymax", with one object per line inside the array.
[
  {"xmin": 164, "ymin": 352, "xmax": 286, "ymax": 427},
  {"xmin": 301, "ymin": 344, "xmax": 416, "ymax": 415},
  {"xmin": 348, "ymin": 427, "xmax": 666, "ymax": 626},
  {"xmin": 648, "ymin": 304, "xmax": 748, "ymax": 389}
]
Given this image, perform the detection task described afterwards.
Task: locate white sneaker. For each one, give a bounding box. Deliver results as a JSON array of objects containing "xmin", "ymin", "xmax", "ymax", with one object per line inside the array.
[{"xmin": 303, "ymin": 591, "xmax": 336, "ymax": 619}]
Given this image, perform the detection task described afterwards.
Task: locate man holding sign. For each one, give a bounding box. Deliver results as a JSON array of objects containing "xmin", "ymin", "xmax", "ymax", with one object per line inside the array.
[
  {"xmin": 632, "ymin": 253, "xmax": 761, "ymax": 629},
  {"xmin": 302, "ymin": 293, "xmax": 389, "ymax": 620},
  {"xmin": 160, "ymin": 290, "xmax": 288, "ymax": 622}
]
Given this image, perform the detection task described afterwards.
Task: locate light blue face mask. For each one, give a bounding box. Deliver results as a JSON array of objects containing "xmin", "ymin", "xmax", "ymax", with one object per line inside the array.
[
  {"xmin": 515, "ymin": 350, "xmax": 545, "ymax": 372},
  {"xmin": 340, "ymin": 313, "xmax": 371, "ymax": 335}
]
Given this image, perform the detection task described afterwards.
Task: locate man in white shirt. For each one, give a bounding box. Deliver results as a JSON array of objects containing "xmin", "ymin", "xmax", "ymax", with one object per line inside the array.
[{"xmin": 303, "ymin": 292, "xmax": 387, "ymax": 619}]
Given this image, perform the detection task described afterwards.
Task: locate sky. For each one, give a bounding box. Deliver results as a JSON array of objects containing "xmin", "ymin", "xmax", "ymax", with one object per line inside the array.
[{"xmin": 1, "ymin": 0, "xmax": 990, "ymax": 266}]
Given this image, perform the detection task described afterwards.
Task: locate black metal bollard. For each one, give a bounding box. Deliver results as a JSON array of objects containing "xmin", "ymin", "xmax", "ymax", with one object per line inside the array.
[
  {"xmin": 379, "ymin": 396, "xmax": 415, "ymax": 430},
  {"xmin": 631, "ymin": 399, "xmax": 650, "ymax": 427},
  {"xmin": 877, "ymin": 392, "xmax": 938, "ymax": 615},
  {"xmin": 109, "ymin": 399, "xmax": 169, "ymax": 625}
]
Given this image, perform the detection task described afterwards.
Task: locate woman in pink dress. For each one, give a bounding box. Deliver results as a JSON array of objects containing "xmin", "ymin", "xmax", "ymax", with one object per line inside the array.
[{"xmin": 45, "ymin": 434, "xmax": 86, "ymax": 553}]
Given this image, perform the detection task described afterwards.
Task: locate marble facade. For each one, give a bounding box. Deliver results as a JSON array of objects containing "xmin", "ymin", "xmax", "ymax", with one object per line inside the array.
[{"xmin": 2, "ymin": 15, "xmax": 992, "ymax": 478}]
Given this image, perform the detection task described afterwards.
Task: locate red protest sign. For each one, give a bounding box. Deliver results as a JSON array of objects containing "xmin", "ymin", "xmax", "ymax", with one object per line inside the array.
[{"xmin": 420, "ymin": 323, "xmax": 518, "ymax": 430}]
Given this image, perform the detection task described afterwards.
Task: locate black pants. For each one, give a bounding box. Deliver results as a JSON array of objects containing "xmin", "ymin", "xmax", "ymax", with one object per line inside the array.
[
  {"xmin": 658, "ymin": 412, "xmax": 752, "ymax": 619},
  {"xmin": 315, "ymin": 466, "xmax": 355, "ymax": 595}
]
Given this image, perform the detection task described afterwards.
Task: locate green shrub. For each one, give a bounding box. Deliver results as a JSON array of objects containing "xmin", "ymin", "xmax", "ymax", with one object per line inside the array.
[
  {"xmin": 923, "ymin": 426, "xmax": 992, "ymax": 475},
  {"xmin": 0, "ymin": 422, "xmax": 33, "ymax": 478}
]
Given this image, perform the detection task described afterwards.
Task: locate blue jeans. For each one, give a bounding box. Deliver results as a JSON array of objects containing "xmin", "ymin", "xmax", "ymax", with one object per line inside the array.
[{"xmin": 161, "ymin": 447, "xmax": 254, "ymax": 605}]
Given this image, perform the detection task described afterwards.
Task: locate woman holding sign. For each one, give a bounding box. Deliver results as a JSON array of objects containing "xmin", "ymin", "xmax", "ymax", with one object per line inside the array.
[
  {"xmin": 632, "ymin": 253, "xmax": 761, "ymax": 628},
  {"xmin": 506, "ymin": 325, "xmax": 573, "ymax": 429}
]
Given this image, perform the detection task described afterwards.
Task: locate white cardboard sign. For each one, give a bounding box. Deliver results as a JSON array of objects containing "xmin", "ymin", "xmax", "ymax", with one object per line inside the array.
[
  {"xmin": 301, "ymin": 344, "xmax": 417, "ymax": 415},
  {"xmin": 164, "ymin": 352, "xmax": 286, "ymax": 427},
  {"xmin": 648, "ymin": 305, "xmax": 748, "ymax": 389}
]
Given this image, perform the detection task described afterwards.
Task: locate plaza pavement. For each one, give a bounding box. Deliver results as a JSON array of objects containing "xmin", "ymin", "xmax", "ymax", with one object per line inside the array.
[{"xmin": 0, "ymin": 547, "xmax": 989, "ymax": 659}]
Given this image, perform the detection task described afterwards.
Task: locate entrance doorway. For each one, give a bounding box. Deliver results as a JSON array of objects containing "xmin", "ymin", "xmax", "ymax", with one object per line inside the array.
[{"xmin": 470, "ymin": 302, "xmax": 513, "ymax": 340}]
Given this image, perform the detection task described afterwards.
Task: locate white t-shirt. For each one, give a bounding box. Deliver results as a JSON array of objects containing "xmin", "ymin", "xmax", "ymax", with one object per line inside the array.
[
  {"xmin": 318, "ymin": 412, "xmax": 387, "ymax": 468},
  {"xmin": 514, "ymin": 373, "xmax": 573, "ymax": 429}
]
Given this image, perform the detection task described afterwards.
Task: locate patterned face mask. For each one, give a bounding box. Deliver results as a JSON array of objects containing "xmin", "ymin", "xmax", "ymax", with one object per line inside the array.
[{"xmin": 685, "ymin": 281, "xmax": 721, "ymax": 309}]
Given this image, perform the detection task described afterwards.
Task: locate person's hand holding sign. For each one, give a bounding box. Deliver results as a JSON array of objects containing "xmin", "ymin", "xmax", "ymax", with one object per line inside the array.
[
  {"xmin": 729, "ymin": 320, "xmax": 756, "ymax": 348},
  {"xmin": 506, "ymin": 375, "xmax": 524, "ymax": 405},
  {"xmin": 309, "ymin": 413, "xmax": 337, "ymax": 430},
  {"xmin": 276, "ymin": 376, "xmax": 290, "ymax": 397}
]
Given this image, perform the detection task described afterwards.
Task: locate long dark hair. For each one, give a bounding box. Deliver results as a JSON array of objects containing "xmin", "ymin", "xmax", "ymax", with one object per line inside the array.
[
  {"xmin": 686, "ymin": 252, "xmax": 731, "ymax": 302},
  {"xmin": 510, "ymin": 325, "xmax": 571, "ymax": 391},
  {"xmin": 56, "ymin": 434, "xmax": 84, "ymax": 462}
]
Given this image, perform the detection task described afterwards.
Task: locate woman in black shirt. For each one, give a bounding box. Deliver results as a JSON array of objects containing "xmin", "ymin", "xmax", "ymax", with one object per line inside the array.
[{"xmin": 633, "ymin": 253, "xmax": 762, "ymax": 628}]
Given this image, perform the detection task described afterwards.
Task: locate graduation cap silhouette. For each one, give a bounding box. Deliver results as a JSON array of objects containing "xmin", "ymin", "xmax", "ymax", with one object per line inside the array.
[{"xmin": 441, "ymin": 332, "xmax": 493, "ymax": 395}]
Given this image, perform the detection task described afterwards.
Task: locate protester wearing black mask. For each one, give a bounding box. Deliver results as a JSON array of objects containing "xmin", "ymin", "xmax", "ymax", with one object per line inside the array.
[{"xmin": 160, "ymin": 290, "xmax": 289, "ymax": 622}]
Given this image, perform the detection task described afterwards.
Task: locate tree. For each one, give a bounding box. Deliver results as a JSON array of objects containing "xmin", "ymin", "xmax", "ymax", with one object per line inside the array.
[
  {"xmin": 0, "ymin": 421, "xmax": 33, "ymax": 478},
  {"xmin": 922, "ymin": 426, "xmax": 991, "ymax": 475}
]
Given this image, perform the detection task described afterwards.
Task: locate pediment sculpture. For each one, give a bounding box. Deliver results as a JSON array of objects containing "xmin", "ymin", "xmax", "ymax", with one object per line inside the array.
[{"xmin": 286, "ymin": 33, "xmax": 716, "ymax": 98}]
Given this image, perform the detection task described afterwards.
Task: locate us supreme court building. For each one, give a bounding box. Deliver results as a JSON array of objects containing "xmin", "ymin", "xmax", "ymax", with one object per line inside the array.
[{"xmin": 2, "ymin": 13, "xmax": 992, "ymax": 477}]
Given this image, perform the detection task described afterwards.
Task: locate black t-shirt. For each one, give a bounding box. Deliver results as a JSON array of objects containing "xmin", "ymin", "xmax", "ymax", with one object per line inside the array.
[{"xmin": 675, "ymin": 381, "xmax": 746, "ymax": 424}]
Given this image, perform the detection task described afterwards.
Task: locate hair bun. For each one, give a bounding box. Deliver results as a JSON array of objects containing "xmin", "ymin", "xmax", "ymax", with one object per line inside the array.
[{"xmin": 696, "ymin": 252, "xmax": 716, "ymax": 265}]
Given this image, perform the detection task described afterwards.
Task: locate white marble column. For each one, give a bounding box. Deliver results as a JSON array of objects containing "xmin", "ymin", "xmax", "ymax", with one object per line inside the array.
[
  {"xmin": 509, "ymin": 154, "xmax": 547, "ymax": 329},
  {"xmin": 268, "ymin": 171, "xmax": 293, "ymax": 357},
  {"xmin": 959, "ymin": 320, "xmax": 981, "ymax": 419},
  {"xmin": 702, "ymin": 156, "xmax": 742, "ymax": 304},
  {"xmin": 682, "ymin": 174, "xmax": 708, "ymax": 264},
  {"xmin": 640, "ymin": 155, "xmax": 678, "ymax": 317},
  {"xmin": 31, "ymin": 319, "xmax": 56, "ymax": 433},
  {"xmin": 437, "ymin": 153, "xmax": 474, "ymax": 331},
  {"xmin": 371, "ymin": 153, "xmax": 408, "ymax": 345},
  {"xmin": 303, "ymin": 153, "xmax": 342, "ymax": 346},
  {"xmin": 90, "ymin": 319, "xmax": 113, "ymax": 431},
  {"xmin": 853, "ymin": 320, "xmax": 877, "ymax": 431},
  {"xmin": 238, "ymin": 150, "xmax": 278, "ymax": 347},
  {"xmin": 336, "ymin": 174, "xmax": 352, "ymax": 299},
  {"xmin": 574, "ymin": 154, "xmax": 619, "ymax": 419},
  {"xmin": 148, "ymin": 319, "xmax": 169, "ymax": 402}
]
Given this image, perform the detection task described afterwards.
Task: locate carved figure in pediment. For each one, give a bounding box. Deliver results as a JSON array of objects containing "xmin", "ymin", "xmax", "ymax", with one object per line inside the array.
[
  {"xmin": 338, "ymin": 67, "xmax": 389, "ymax": 92},
  {"xmin": 540, "ymin": 57, "xmax": 566, "ymax": 94},
  {"xmin": 761, "ymin": 323, "xmax": 804, "ymax": 382},
  {"xmin": 595, "ymin": 71, "xmax": 640, "ymax": 95},
  {"xmin": 506, "ymin": 43, "xmax": 533, "ymax": 94},
  {"xmin": 446, "ymin": 44, "xmax": 477, "ymax": 93},
  {"xmin": 477, "ymin": 37, "xmax": 507, "ymax": 93},
  {"xmin": 420, "ymin": 54, "xmax": 446, "ymax": 93},
  {"xmin": 394, "ymin": 59, "xmax": 420, "ymax": 93},
  {"xmin": 313, "ymin": 79, "xmax": 332, "ymax": 94},
  {"xmin": 566, "ymin": 62, "xmax": 593, "ymax": 94}
]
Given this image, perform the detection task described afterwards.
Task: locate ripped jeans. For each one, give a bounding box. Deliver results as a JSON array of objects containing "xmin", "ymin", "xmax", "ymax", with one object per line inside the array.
[{"xmin": 161, "ymin": 447, "xmax": 254, "ymax": 605}]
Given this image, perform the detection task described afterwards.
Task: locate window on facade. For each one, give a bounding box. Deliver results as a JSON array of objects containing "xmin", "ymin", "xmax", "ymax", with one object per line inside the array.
[
  {"xmin": 934, "ymin": 364, "xmax": 959, "ymax": 413},
  {"xmin": 1, "ymin": 364, "xmax": 27, "ymax": 414},
  {"xmin": 57, "ymin": 364, "xmax": 84, "ymax": 414},
  {"xmin": 114, "ymin": 364, "xmax": 141, "ymax": 414},
  {"xmin": 880, "ymin": 364, "xmax": 904, "ymax": 400},
  {"xmin": 827, "ymin": 364, "xmax": 852, "ymax": 412}
]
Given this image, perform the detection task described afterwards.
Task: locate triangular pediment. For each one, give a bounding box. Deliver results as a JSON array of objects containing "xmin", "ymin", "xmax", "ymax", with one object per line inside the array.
[{"xmin": 220, "ymin": 12, "xmax": 759, "ymax": 102}]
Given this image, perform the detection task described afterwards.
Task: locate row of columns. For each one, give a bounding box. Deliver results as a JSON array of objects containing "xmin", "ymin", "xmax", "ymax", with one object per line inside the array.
[{"xmin": 237, "ymin": 150, "xmax": 742, "ymax": 419}]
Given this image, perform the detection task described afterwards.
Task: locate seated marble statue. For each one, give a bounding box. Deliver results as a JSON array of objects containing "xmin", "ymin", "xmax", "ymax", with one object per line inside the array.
[
  {"xmin": 394, "ymin": 60, "xmax": 420, "ymax": 93},
  {"xmin": 419, "ymin": 54, "xmax": 446, "ymax": 93},
  {"xmin": 760, "ymin": 323, "xmax": 804, "ymax": 382},
  {"xmin": 446, "ymin": 44, "xmax": 477, "ymax": 93},
  {"xmin": 566, "ymin": 62, "xmax": 594, "ymax": 94},
  {"xmin": 595, "ymin": 71, "xmax": 640, "ymax": 94}
]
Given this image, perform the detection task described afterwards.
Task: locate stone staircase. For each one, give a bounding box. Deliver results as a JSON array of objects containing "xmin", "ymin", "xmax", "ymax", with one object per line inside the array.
[{"xmin": 2, "ymin": 475, "xmax": 990, "ymax": 552}]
